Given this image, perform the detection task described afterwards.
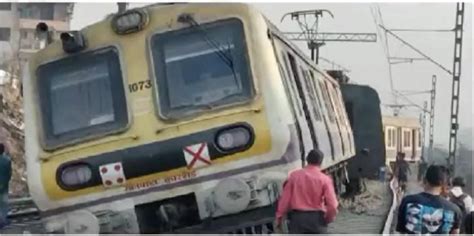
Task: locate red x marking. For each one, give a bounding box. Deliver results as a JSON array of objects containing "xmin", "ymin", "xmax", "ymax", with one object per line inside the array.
[{"xmin": 184, "ymin": 143, "xmax": 211, "ymax": 169}]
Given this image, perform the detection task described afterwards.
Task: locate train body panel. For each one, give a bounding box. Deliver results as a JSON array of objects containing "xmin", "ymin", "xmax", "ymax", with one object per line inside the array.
[
  {"xmin": 340, "ymin": 84, "xmax": 385, "ymax": 179},
  {"xmin": 24, "ymin": 3, "xmax": 355, "ymax": 233}
]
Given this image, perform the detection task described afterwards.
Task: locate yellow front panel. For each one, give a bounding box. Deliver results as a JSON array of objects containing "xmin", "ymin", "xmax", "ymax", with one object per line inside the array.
[{"xmin": 30, "ymin": 4, "xmax": 274, "ymax": 200}]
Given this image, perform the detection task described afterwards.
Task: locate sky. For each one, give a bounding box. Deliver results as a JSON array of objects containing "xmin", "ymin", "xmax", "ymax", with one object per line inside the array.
[{"xmin": 70, "ymin": 2, "xmax": 472, "ymax": 148}]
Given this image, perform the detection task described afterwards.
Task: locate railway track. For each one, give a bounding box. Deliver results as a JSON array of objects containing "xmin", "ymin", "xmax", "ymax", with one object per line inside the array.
[
  {"xmin": 3, "ymin": 180, "xmax": 398, "ymax": 234},
  {"xmin": 7, "ymin": 197, "xmax": 40, "ymax": 225}
]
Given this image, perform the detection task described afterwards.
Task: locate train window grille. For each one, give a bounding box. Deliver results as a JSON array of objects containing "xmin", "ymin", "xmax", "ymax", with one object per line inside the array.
[
  {"xmin": 280, "ymin": 51, "xmax": 303, "ymax": 116},
  {"xmin": 287, "ymin": 52, "xmax": 318, "ymax": 149},
  {"xmin": 318, "ymin": 81, "xmax": 336, "ymax": 123},
  {"xmin": 149, "ymin": 18, "xmax": 253, "ymax": 119},
  {"xmin": 328, "ymin": 84, "xmax": 348, "ymax": 128},
  {"xmin": 403, "ymin": 130, "xmax": 412, "ymax": 148},
  {"xmin": 301, "ymin": 68, "xmax": 322, "ymax": 121},
  {"xmin": 37, "ymin": 47, "xmax": 128, "ymax": 149},
  {"xmin": 385, "ymin": 127, "xmax": 397, "ymax": 149},
  {"xmin": 386, "ymin": 128, "xmax": 392, "ymax": 148},
  {"xmin": 308, "ymin": 71, "xmax": 326, "ymax": 120},
  {"xmin": 392, "ymin": 129, "xmax": 397, "ymax": 148}
]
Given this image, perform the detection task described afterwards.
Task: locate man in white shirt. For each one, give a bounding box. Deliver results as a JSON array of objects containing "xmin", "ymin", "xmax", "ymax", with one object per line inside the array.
[{"xmin": 449, "ymin": 176, "xmax": 472, "ymax": 233}]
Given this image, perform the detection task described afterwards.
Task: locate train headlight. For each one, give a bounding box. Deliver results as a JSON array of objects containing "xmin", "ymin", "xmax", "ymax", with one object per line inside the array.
[
  {"xmin": 216, "ymin": 126, "xmax": 252, "ymax": 151},
  {"xmin": 60, "ymin": 164, "xmax": 92, "ymax": 188},
  {"xmin": 112, "ymin": 9, "xmax": 149, "ymax": 35}
]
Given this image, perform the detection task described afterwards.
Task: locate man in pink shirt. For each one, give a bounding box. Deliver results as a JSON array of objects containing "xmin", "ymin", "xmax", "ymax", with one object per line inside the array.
[{"xmin": 276, "ymin": 149, "xmax": 339, "ymax": 233}]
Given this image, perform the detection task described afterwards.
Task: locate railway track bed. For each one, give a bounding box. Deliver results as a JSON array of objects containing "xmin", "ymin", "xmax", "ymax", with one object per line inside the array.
[
  {"xmin": 329, "ymin": 179, "xmax": 393, "ymax": 234},
  {"xmin": 1, "ymin": 180, "xmax": 396, "ymax": 234}
]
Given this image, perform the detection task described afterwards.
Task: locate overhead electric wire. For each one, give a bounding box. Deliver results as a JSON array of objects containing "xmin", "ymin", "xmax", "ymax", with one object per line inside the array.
[{"xmin": 372, "ymin": 5, "xmax": 398, "ymax": 107}]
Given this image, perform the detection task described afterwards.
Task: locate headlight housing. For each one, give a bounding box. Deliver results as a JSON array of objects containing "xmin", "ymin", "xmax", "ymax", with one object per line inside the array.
[
  {"xmin": 216, "ymin": 126, "xmax": 253, "ymax": 152},
  {"xmin": 112, "ymin": 9, "xmax": 149, "ymax": 35},
  {"xmin": 59, "ymin": 163, "xmax": 92, "ymax": 188}
]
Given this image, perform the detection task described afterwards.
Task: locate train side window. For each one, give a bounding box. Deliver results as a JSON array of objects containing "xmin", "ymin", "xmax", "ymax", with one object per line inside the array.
[
  {"xmin": 392, "ymin": 128, "xmax": 397, "ymax": 147},
  {"xmin": 386, "ymin": 128, "xmax": 392, "ymax": 148},
  {"xmin": 317, "ymin": 80, "xmax": 336, "ymax": 123},
  {"xmin": 308, "ymin": 71, "xmax": 327, "ymax": 120},
  {"xmin": 386, "ymin": 127, "xmax": 396, "ymax": 148},
  {"xmin": 344, "ymin": 101, "xmax": 354, "ymax": 127},
  {"xmin": 281, "ymin": 52, "xmax": 303, "ymax": 116},
  {"xmin": 408, "ymin": 130, "xmax": 412, "ymax": 147},
  {"xmin": 301, "ymin": 68, "xmax": 322, "ymax": 121},
  {"xmin": 403, "ymin": 131, "xmax": 407, "ymax": 147},
  {"xmin": 276, "ymin": 50, "xmax": 299, "ymax": 116},
  {"xmin": 403, "ymin": 130, "xmax": 411, "ymax": 147},
  {"xmin": 330, "ymin": 83, "xmax": 350, "ymax": 129},
  {"xmin": 324, "ymin": 81, "xmax": 340, "ymax": 124}
]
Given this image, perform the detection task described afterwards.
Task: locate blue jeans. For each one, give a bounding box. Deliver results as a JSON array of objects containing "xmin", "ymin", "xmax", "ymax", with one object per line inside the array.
[{"xmin": 0, "ymin": 193, "xmax": 8, "ymax": 228}]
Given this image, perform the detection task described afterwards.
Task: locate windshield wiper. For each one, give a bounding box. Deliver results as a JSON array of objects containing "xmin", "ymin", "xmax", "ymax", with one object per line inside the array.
[
  {"xmin": 210, "ymin": 93, "xmax": 244, "ymax": 106},
  {"xmin": 177, "ymin": 14, "xmax": 238, "ymax": 83}
]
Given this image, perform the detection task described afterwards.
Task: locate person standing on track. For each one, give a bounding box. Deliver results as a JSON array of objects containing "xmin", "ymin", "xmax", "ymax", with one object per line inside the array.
[
  {"xmin": 0, "ymin": 143, "xmax": 12, "ymax": 229},
  {"xmin": 275, "ymin": 149, "xmax": 338, "ymax": 234},
  {"xmin": 396, "ymin": 165, "xmax": 463, "ymax": 234},
  {"xmin": 418, "ymin": 156, "xmax": 428, "ymax": 182},
  {"xmin": 395, "ymin": 152, "xmax": 411, "ymax": 193}
]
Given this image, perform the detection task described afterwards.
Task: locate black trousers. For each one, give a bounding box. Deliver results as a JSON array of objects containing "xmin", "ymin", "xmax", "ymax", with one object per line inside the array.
[{"xmin": 287, "ymin": 210, "xmax": 328, "ymax": 234}]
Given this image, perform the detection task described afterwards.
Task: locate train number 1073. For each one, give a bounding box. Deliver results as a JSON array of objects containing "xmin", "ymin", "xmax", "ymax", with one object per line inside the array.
[{"xmin": 129, "ymin": 80, "xmax": 152, "ymax": 93}]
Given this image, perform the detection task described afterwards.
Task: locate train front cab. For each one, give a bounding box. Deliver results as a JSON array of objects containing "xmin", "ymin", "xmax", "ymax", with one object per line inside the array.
[{"xmin": 24, "ymin": 4, "xmax": 293, "ymax": 234}]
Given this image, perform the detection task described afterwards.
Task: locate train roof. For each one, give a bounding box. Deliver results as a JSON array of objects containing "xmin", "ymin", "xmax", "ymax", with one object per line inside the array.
[{"xmin": 382, "ymin": 116, "xmax": 420, "ymax": 128}]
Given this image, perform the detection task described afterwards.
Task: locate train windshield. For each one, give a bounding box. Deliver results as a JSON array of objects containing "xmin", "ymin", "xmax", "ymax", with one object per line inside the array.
[
  {"xmin": 150, "ymin": 18, "xmax": 253, "ymax": 119},
  {"xmin": 37, "ymin": 47, "xmax": 128, "ymax": 149}
]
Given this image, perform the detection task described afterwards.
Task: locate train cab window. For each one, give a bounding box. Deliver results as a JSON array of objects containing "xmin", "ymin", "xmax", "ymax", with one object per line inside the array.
[
  {"xmin": 150, "ymin": 19, "xmax": 253, "ymax": 119},
  {"xmin": 37, "ymin": 47, "xmax": 128, "ymax": 149}
]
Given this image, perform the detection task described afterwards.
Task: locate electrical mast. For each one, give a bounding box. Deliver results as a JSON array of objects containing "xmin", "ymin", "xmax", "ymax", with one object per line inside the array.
[
  {"xmin": 281, "ymin": 9, "xmax": 377, "ymax": 63},
  {"xmin": 420, "ymin": 101, "xmax": 428, "ymax": 160},
  {"xmin": 428, "ymin": 75, "xmax": 436, "ymax": 162},
  {"xmin": 447, "ymin": 3, "xmax": 465, "ymax": 175}
]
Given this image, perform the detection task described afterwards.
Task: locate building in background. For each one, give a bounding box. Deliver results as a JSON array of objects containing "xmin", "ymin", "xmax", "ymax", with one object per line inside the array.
[{"xmin": 0, "ymin": 2, "xmax": 74, "ymax": 68}]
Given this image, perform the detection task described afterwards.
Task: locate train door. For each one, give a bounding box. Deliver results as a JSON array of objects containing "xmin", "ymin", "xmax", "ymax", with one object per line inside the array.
[
  {"xmin": 286, "ymin": 53, "xmax": 319, "ymax": 158},
  {"xmin": 300, "ymin": 69, "xmax": 332, "ymax": 164},
  {"xmin": 271, "ymin": 39, "xmax": 315, "ymax": 165},
  {"xmin": 334, "ymin": 86, "xmax": 355, "ymax": 156},
  {"xmin": 325, "ymin": 81, "xmax": 351, "ymax": 158},
  {"xmin": 314, "ymin": 76, "xmax": 343, "ymax": 161}
]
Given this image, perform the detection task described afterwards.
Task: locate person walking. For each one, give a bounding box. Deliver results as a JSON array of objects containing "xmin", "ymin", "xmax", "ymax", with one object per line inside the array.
[
  {"xmin": 417, "ymin": 156, "xmax": 427, "ymax": 182},
  {"xmin": 396, "ymin": 165, "xmax": 463, "ymax": 234},
  {"xmin": 395, "ymin": 152, "xmax": 411, "ymax": 194},
  {"xmin": 448, "ymin": 176, "xmax": 472, "ymax": 233},
  {"xmin": 0, "ymin": 143, "xmax": 12, "ymax": 229},
  {"xmin": 275, "ymin": 149, "xmax": 338, "ymax": 234}
]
